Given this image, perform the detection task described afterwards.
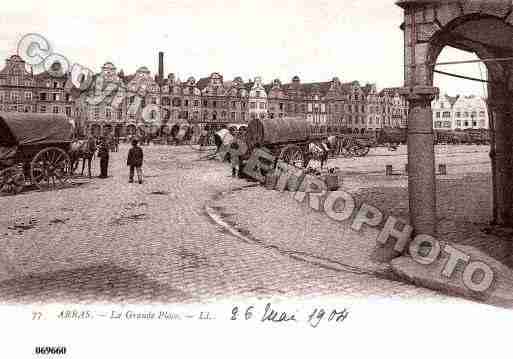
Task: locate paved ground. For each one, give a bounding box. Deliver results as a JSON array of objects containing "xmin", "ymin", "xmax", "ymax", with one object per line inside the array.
[{"xmin": 0, "ymin": 143, "xmax": 478, "ymax": 304}]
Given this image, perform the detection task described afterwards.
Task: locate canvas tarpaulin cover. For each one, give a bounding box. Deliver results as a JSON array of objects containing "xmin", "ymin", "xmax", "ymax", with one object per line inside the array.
[{"xmin": 0, "ymin": 112, "xmax": 73, "ymax": 147}]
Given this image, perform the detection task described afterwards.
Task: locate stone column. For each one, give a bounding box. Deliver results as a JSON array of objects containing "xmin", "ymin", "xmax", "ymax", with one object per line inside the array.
[
  {"xmin": 489, "ymin": 97, "xmax": 513, "ymax": 227},
  {"xmin": 401, "ymin": 86, "xmax": 439, "ymax": 237}
]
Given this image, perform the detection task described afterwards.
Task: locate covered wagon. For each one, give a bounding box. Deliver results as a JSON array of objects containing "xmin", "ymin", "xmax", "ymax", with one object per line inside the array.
[
  {"xmin": 0, "ymin": 113, "xmax": 74, "ymax": 194},
  {"xmin": 246, "ymin": 116, "xmax": 313, "ymax": 168},
  {"xmin": 375, "ymin": 127, "xmax": 407, "ymax": 146}
]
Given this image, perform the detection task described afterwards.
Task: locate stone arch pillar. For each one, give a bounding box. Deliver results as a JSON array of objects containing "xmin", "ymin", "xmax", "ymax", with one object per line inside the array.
[
  {"xmin": 397, "ymin": 0, "xmax": 513, "ymax": 235},
  {"xmin": 489, "ymin": 75, "xmax": 513, "ymax": 227}
]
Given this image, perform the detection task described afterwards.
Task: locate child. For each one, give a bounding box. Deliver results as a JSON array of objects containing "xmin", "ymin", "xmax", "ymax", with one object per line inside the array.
[
  {"xmin": 127, "ymin": 139, "xmax": 144, "ymax": 184},
  {"xmin": 230, "ymin": 141, "xmax": 240, "ymax": 178},
  {"xmin": 97, "ymin": 138, "xmax": 110, "ymax": 178}
]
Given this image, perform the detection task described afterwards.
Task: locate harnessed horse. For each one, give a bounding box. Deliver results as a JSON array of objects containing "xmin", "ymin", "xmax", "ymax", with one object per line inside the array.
[
  {"xmin": 70, "ymin": 137, "xmax": 97, "ymax": 178},
  {"xmin": 305, "ymin": 141, "xmax": 330, "ymax": 169}
]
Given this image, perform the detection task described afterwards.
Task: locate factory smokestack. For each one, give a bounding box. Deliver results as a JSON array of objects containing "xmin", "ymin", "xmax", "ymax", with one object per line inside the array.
[{"xmin": 158, "ymin": 52, "xmax": 164, "ymax": 81}]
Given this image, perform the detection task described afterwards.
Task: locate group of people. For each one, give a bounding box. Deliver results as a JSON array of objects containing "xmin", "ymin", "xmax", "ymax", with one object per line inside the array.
[{"xmin": 93, "ymin": 137, "xmax": 144, "ymax": 184}]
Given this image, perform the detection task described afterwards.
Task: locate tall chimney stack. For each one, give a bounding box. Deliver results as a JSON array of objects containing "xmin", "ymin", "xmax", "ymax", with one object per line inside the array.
[{"xmin": 158, "ymin": 51, "xmax": 164, "ymax": 81}]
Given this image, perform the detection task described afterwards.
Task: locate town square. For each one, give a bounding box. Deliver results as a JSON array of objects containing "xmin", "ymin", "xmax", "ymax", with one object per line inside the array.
[{"xmin": 1, "ymin": 0, "xmax": 513, "ymax": 357}]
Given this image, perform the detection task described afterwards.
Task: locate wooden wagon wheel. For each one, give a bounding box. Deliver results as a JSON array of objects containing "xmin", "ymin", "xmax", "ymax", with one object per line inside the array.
[
  {"xmin": 279, "ymin": 145, "xmax": 306, "ymax": 169},
  {"xmin": 0, "ymin": 165, "xmax": 25, "ymax": 195},
  {"xmin": 353, "ymin": 143, "xmax": 370, "ymax": 157},
  {"xmin": 30, "ymin": 147, "xmax": 71, "ymax": 191}
]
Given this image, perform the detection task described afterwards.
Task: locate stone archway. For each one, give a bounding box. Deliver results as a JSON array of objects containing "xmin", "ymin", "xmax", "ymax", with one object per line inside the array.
[{"xmin": 397, "ymin": 1, "xmax": 513, "ymax": 236}]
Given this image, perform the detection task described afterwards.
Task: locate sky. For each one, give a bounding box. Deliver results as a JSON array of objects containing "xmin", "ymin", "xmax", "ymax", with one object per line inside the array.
[{"xmin": 0, "ymin": 0, "xmax": 487, "ymax": 97}]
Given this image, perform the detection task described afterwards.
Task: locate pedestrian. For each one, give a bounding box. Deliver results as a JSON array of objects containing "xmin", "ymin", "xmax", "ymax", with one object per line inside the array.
[
  {"xmin": 127, "ymin": 139, "xmax": 144, "ymax": 184},
  {"xmin": 230, "ymin": 141, "xmax": 240, "ymax": 178},
  {"xmin": 97, "ymin": 137, "xmax": 110, "ymax": 178}
]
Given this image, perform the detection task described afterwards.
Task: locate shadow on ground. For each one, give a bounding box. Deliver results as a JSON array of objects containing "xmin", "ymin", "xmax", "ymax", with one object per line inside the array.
[{"xmin": 0, "ymin": 263, "xmax": 190, "ymax": 304}]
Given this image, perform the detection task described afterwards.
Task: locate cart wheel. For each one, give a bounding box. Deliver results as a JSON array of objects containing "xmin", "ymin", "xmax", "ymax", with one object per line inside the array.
[
  {"xmin": 337, "ymin": 139, "xmax": 353, "ymax": 158},
  {"xmin": 30, "ymin": 147, "xmax": 71, "ymax": 191},
  {"xmin": 279, "ymin": 145, "xmax": 305, "ymax": 169},
  {"xmin": 0, "ymin": 166, "xmax": 25, "ymax": 195},
  {"xmin": 353, "ymin": 145, "xmax": 370, "ymax": 157}
]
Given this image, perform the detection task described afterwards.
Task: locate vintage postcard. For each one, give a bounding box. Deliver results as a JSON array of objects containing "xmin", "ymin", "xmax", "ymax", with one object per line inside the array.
[{"xmin": 1, "ymin": 0, "xmax": 512, "ymax": 358}]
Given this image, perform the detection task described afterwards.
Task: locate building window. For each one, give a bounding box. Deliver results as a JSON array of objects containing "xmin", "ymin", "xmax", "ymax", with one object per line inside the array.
[
  {"xmin": 250, "ymin": 102, "xmax": 256, "ymax": 109},
  {"xmin": 194, "ymin": 100, "xmax": 199, "ymax": 107},
  {"xmin": 40, "ymin": 105, "xmax": 46, "ymax": 113},
  {"xmin": 435, "ymin": 112, "xmax": 440, "ymax": 118},
  {"xmin": 231, "ymin": 112, "xmax": 236, "ymax": 121},
  {"xmin": 472, "ymin": 121, "xmax": 477, "ymax": 127},
  {"xmin": 435, "ymin": 121, "xmax": 442, "ymax": 128},
  {"xmin": 464, "ymin": 121, "xmax": 469, "ymax": 127},
  {"xmin": 94, "ymin": 106, "xmax": 100, "ymax": 120},
  {"xmin": 151, "ymin": 97, "xmax": 157, "ymax": 105},
  {"xmin": 212, "ymin": 101, "xmax": 217, "ymax": 108},
  {"xmin": 66, "ymin": 107, "xmax": 72, "ymax": 116},
  {"xmin": 53, "ymin": 106, "xmax": 59, "ymax": 114},
  {"xmin": 456, "ymin": 120, "xmax": 462, "ymax": 127},
  {"xmin": 25, "ymin": 92, "xmax": 32, "ymax": 101},
  {"xmin": 455, "ymin": 112, "xmax": 461, "ymax": 118},
  {"xmin": 256, "ymin": 91, "xmax": 261, "ymax": 98},
  {"xmin": 259, "ymin": 102, "xmax": 266, "ymax": 110},
  {"xmin": 106, "ymin": 108, "xmax": 112, "ymax": 119},
  {"xmin": 443, "ymin": 121, "xmax": 451, "ymax": 128},
  {"xmin": 479, "ymin": 111, "xmax": 485, "ymax": 117},
  {"xmin": 184, "ymin": 100, "xmax": 189, "ymax": 107},
  {"xmin": 53, "ymin": 93, "xmax": 59, "ymax": 101},
  {"xmin": 162, "ymin": 97, "xmax": 170, "ymax": 106},
  {"xmin": 442, "ymin": 111, "xmax": 450, "ymax": 118},
  {"xmin": 232, "ymin": 101, "xmax": 236, "ymax": 109}
]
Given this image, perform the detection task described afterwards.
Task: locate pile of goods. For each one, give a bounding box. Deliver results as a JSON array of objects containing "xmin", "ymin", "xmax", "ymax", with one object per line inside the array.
[{"xmin": 264, "ymin": 166, "xmax": 341, "ymax": 192}]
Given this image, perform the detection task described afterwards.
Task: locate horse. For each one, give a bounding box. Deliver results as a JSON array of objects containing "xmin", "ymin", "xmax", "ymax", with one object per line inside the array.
[
  {"xmin": 305, "ymin": 141, "xmax": 330, "ymax": 169},
  {"xmin": 69, "ymin": 137, "xmax": 97, "ymax": 178}
]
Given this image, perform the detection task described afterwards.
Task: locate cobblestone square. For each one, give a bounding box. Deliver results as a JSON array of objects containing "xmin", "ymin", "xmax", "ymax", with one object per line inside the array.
[{"xmin": 0, "ymin": 143, "xmax": 492, "ymax": 305}]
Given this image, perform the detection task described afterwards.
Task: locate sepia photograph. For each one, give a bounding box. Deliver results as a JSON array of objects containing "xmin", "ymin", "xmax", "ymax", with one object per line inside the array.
[{"xmin": 1, "ymin": 0, "xmax": 513, "ymax": 357}]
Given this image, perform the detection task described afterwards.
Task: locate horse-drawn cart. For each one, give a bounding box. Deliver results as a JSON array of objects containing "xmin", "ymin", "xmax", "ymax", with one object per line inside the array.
[
  {"xmin": 246, "ymin": 116, "xmax": 324, "ymax": 168},
  {"xmin": 0, "ymin": 113, "xmax": 74, "ymax": 195}
]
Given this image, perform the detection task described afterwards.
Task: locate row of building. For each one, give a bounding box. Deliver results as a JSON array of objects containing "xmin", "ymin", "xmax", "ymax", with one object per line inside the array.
[
  {"xmin": 431, "ymin": 94, "xmax": 490, "ymax": 130},
  {"xmin": 0, "ymin": 53, "xmax": 410, "ymax": 137},
  {"xmin": 0, "ymin": 52, "xmax": 489, "ymax": 138}
]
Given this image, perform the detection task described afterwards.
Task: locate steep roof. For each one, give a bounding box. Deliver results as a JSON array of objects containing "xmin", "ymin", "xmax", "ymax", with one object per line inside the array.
[{"xmin": 196, "ymin": 77, "xmax": 210, "ymax": 90}]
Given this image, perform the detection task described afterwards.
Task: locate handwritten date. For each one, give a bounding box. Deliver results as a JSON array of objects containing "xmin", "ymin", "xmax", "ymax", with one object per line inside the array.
[{"xmin": 231, "ymin": 303, "xmax": 349, "ymax": 328}]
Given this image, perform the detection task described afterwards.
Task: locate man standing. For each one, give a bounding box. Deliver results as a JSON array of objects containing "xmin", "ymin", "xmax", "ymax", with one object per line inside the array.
[
  {"xmin": 97, "ymin": 137, "xmax": 110, "ymax": 178},
  {"xmin": 127, "ymin": 139, "xmax": 144, "ymax": 184}
]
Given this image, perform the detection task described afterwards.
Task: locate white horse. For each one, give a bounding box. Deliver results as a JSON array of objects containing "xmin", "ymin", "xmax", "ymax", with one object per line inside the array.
[{"xmin": 305, "ymin": 141, "xmax": 330, "ymax": 169}]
